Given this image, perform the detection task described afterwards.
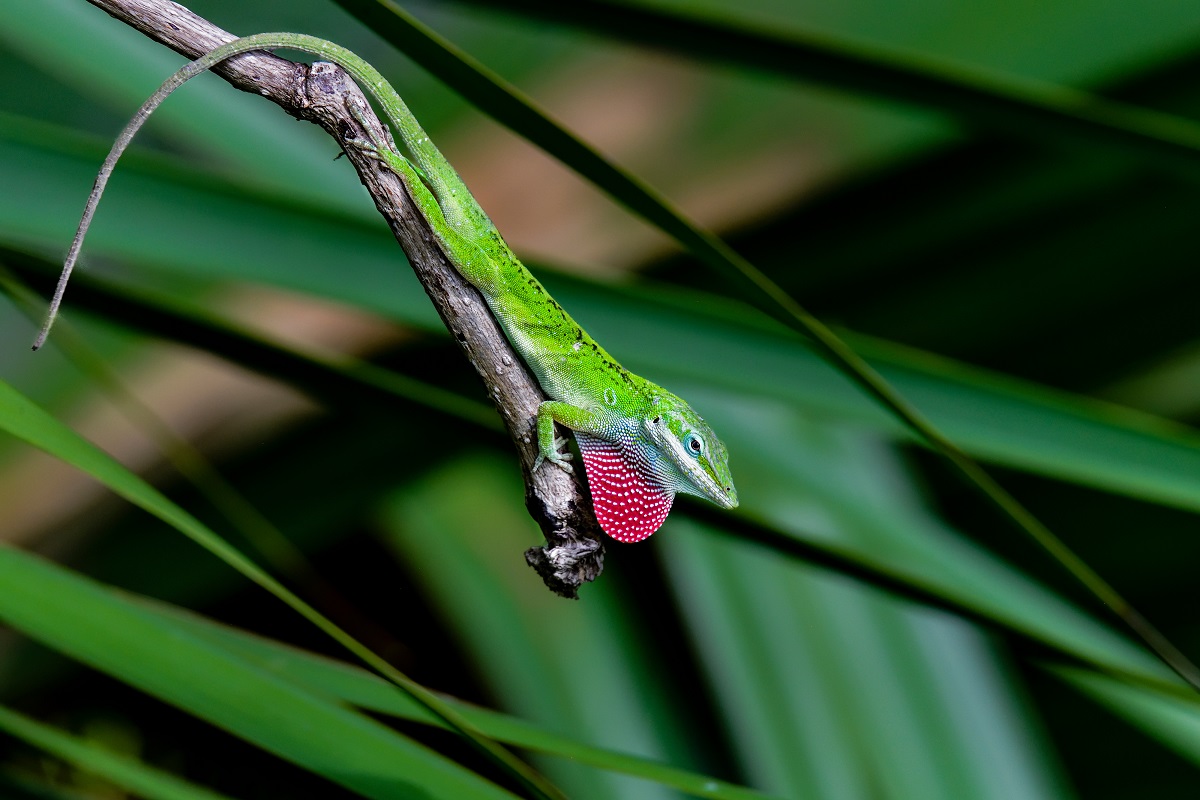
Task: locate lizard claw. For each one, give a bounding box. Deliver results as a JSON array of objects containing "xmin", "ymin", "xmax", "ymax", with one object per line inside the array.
[
  {"xmin": 346, "ymin": 103, "xmax": 431, "ymax": 183},
  {"xmin": 534, "ymin": 437, "xmax": 574, "ymax": 475}
]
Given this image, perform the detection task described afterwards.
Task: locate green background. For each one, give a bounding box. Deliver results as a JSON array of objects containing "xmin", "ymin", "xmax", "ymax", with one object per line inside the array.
[{"xmin": 1, "ymin": 0, "xmax": 1200, "ymax": 797}]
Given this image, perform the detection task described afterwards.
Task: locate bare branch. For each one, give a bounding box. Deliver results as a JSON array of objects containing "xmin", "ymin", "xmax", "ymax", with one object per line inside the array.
[{"xmin": 82, "ymin": 0, "xmax": 604, "ymax": 595}]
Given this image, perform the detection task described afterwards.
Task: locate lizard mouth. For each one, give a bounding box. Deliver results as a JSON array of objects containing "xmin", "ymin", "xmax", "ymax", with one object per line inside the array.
[
  {"xmin": 717, "ymin": 485, "xmax": 739, "ymax": 510},
  {"xmin": 705, "ymin": 476, "xmax": 738, "ymax": 510},
  {"xmin": 680, "ymin": 457, "xmax": 738, "ymax": 510}
]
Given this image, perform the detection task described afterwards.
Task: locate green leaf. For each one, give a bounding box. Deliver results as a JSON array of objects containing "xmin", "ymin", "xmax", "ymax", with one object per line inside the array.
[
  {"xmin": 143, "ymin": 569, "xmax": 784, "ymax": 800},
  {"xmin": 543, "ymin": 276, "xmax": 1200, "ymax": 517},
  {"xmin": 0, "ymin": 704, "xmax": 235, "ymax": 800},
  {"xmin": 430, "ymin": 0, "xmax": 1200, "ymax": 173},
  {"xmin": 0, "ymin": 376, "xmax": 560, "ymax": 800},
  {"xmin": 1054, "ymin": 666, "xmax": 1200, "ymax": 769},
  {"xmin": 0, "ymin": 0, "xmax": 370, "ymax": 216},
  {"xmin": 0, "ymin": 115, "xmax": 432, "ymax": 326},
  {"xmin": 1, "ymin": 261, "xmax": 1179, "ymax": 698},
  {"xmin": 12, "ymin": 106, "xmax": 1200, "ymax": 524},
  {"xmin": 9, "ymin": 112, "xmax": 1200, "ymax": 519},
  {"xmin": 0, "ymin": 545, "xmax": 517, "ymax": 800},
  {"xmin": 0, "ymin": 511, "xmax": 775, "ymax": 800},
  {"xmin": 380, "ymin": 456, "xmax": 703, "ymax": 800},
  {"xmin": 0, "ymin": 252, "xmax": 499, "ymax": 432},
  {"xmin": 660, "ymin": 412, "xmax": 1075, "ymax": 798}
]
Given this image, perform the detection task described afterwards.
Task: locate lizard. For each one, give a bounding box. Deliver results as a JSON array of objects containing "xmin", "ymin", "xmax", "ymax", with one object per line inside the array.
[{"xmin": 35, "ymin": 32, "xmax": 738, "ymax": 543}]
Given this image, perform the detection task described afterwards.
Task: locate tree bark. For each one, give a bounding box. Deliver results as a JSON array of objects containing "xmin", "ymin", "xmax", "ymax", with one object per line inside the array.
[{"xmin": 84, "ymin": 0, "xmax": 605, "ymax": 596}]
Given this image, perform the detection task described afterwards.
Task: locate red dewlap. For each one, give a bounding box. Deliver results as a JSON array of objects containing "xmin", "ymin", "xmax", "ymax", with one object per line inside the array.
[{"xmin": 575, "ymin": 433, "xmax": 674, "ymax": 543}]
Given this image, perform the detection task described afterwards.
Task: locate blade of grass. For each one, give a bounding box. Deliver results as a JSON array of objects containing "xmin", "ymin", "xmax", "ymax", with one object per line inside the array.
[
  {"xmin": 677, "ymin": 506, "xmax": 1177, "ymax": 696},
  {"xmin": 544, "ymin": 272, "xmax": 1200, "ymax": 517},
  {"xmin": 14, "ymin": 569, "xmax": 782, "ymax": 800},
  {"xmin": 9, "ymin": 119, "xmax": 1200, "ymax": 525},
  {"xmin": 0, "ymin": 267, "xmax": 427, "ymax": 664},
  {"xmin": 0, "ymin": 545, "xmax": 524, "ymax": 800},
  {"xmin": 1053, "ymin": 665, "xmax": 1200, "ymax": 769},
  {"xmin": 440, "ymin": 0, "xmax": 1200, "ymax": 173},
  {"xmin": 0, "ymin": 250, "xmax": 499, "ymax": 432},
  {"xmin": 673, "ymin": 391, "xmax": 1176, "ymax": 698},
  {"xmin": 659, "ymin": 411, "xmax": 1076, "ymax": 797},
  {"xmin": 143, "ymin": 591, "xmax": 784, "ymax": 800},
  {"xmin": 11, "ymin": 114, "xmax": 1200, "ymax": 524},
  {"xmin": 0, "ymin": 268, "xmax": 317, "ymax": 580},
  {"xmin": 663, "ymin": 523, "xmax": 871, "ymax": 799},
  {"xmin": 11, "ymin": 229, "xmax": 1200, "ymax": 528},
  {"xmin": 1, "ymin": 0, "xmax": 369, "ymax": 216},
  {"xmin": 0, "ymin": 114, "xmax": 440, "ymax": 328},
  {"xmin": 0, "ymin": 704, "xmax": 237, "ymax": 800},
  {"xmin": 0, "ymin": 378, "xmax": 563, "ymax": 800},
  {"xmin": 332, "ymin": 0, "xmax": 1200, "ymax": 690},
  {"xmin": 665, "ymin": 521, "xmax": 1073, "ymax": 798},
  {"xmin": 660, "ymin": 407, "xmax": 1080, "ymax": 797},
  {"xmin": 6, "ymin": 251, "xmax": 1200, "ymax": 699},
  {"xmin": 0, "ymin": 367, "xmax": 1185, "ymax": 791},
  {"xmin": 380, "ymin": 456, "xmax": 696, "ymax": 800}
]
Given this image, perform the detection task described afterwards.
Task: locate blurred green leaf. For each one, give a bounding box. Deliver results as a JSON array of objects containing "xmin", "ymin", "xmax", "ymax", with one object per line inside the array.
[
  {"xmin": 435, "ymin": 0, "xmax": 1200, "ymax": 175},
  {"xmin": 143, "ymin": 572, "xmax": 784, "ymax": 800},
  {"xmin": 4, "ymin": 0, "xmax": 1200, "ymax": 795},
  {"xmin": 0, "ymin": 114, "xmax": 432, "ymax": 325},
  {"xmin": 1055, "ymin": 666, "xmax": 1200, "ymax": 769},
  {"xmin": 0, "ymin": 377, "xmax": 560, "ymax": 800},
  {"xmin": 0, "ymin": 544, "xmax": 517, "ymax": 799},
  {"xmin": 0, "ymin": 255, "xmax": 1183, "ymax": 694},
  {"xmin": 381, "ymin": 456, "xmax": 696, "ymax": 800},
  {"xmin": 332, "ymin": 0, "xmax": 806, "ymax": 329},
  {"xmin": 0, "ymin": 250, "xmax": 499, "ymax": 431},
  {"xmin": 8, "ymin": 116, "xmax": 1200, "ymax": 518},
  {"xmin": 661, "ymin": 406, "xmax": 1077, "ymax": 798},
  {"xmin": 0, "ymin": 0, "xmax": 370, "ymax": 215},
  {"xmin": 0, "ymin": 704, "xmax": 236, "ymax": 800}
]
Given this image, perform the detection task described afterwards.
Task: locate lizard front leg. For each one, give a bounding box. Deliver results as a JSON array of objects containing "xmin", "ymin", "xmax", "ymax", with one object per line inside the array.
[
  {"xmin": 345, "ymin": 103, "xmax": 435, "ymax": 204},
  {"xmin": 534, "ymin": 400, "xmax": 607, "ymax": 474}
]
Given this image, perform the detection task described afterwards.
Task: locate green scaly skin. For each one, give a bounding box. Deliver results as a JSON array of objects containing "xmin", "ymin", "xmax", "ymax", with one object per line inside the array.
[{"xmin": 42, "ymin": 33, "xmax": 738, "ymax": 539}]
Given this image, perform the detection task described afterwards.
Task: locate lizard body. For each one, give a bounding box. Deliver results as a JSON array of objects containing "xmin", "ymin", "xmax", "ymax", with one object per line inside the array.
[{"xmin": 38, "ymin": 33, "xmax": 738, "ymax": 542}]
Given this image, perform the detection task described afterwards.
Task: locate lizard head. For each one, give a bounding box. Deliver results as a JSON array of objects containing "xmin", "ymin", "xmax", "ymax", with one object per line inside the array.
[
  {"xmin": 642, "ymin": 396, "xmax": 738, "ymax": 511},
  {"xmin": 572, "ymin": 391, "xmax": 737, "ymax": 543}
]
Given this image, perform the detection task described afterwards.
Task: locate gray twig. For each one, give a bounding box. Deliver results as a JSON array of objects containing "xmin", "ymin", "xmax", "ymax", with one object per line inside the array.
[{"xmin": 83, "ymin": 0, "xmax": 604, "ymax": 595}]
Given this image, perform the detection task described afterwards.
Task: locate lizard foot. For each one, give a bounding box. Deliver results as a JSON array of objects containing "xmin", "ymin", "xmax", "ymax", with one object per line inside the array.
[
  {"xmin": 533, "ymin": 436, "xmax": 574, "ymax": 475},
  {"xmin": 346, "ymin": 103, "xmax": 429, "ymax": 183}
]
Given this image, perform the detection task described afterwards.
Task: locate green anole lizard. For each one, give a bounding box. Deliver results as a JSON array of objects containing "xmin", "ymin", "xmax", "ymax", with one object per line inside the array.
[{"xmin": 35, "ymin": 32, "xmax": 738, "ymax": 543}]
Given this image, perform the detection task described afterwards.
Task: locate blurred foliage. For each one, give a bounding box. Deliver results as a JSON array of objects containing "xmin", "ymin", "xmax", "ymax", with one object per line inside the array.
[{"xmin": 1, "ymin": 0, "xmax": 1200, "ymax": 797}]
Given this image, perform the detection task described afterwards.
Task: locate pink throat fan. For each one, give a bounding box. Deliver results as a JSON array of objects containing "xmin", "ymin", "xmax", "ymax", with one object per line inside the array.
[{"xmin": 574, "ymin": 433, "xmax": 674, "ymax": 543}]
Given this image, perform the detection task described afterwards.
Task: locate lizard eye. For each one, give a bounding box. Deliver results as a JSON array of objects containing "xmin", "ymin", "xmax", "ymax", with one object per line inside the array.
[{"xmin": 684, "ymin": 432, "xmax": 704, "ymax": 457}]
